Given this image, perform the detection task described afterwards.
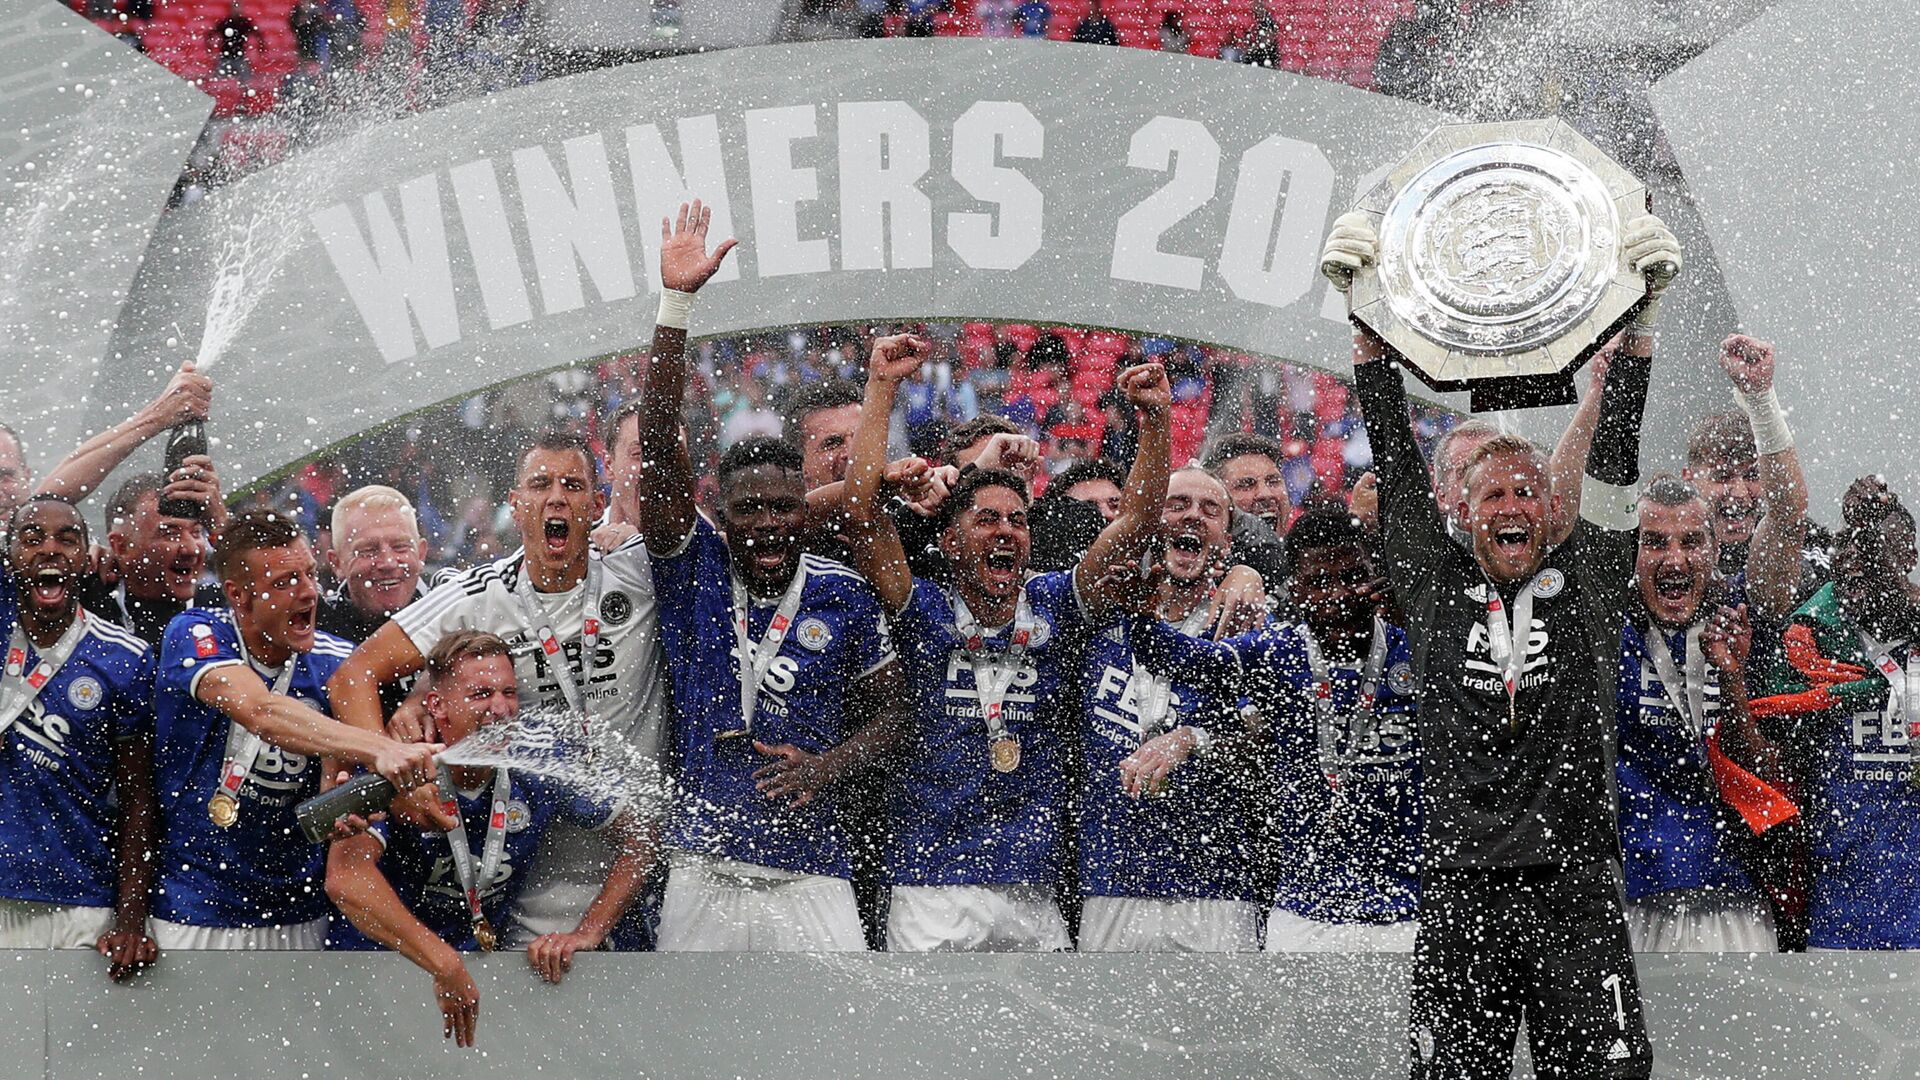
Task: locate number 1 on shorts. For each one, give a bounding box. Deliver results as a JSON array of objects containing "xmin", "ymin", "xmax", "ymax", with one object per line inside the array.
[{"xmin": 1601, "ymin": 972, "xmax": 1626, "ymax": 1030}]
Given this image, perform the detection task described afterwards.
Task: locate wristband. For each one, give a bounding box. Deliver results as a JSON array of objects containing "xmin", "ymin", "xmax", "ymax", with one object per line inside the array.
[
  {"xmin": 655, "ymin": 289, "xmax": 694, "ymax": 331},
  {"xmin": 1734, "ymin": 385, "xmax": 1793, "ymax": 456},
  {"xmin": 955, "ymin": 461, "xmax": 980, "ymax": 481}
]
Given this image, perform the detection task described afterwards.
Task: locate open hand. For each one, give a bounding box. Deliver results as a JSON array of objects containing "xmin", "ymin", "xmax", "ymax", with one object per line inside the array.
[
  {"xmin": 433, "ymin": 960, "xmax": 481, "ymax": 1048},
  {"xmin": 659, "ymin": 199, "xmax": 737, "ymax": 294}
]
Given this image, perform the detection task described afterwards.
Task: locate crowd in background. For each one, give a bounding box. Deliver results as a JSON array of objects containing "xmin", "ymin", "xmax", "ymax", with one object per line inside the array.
[{"xmin": 272, "ymin": 322, "xmax": 1452, "ymax": 581}]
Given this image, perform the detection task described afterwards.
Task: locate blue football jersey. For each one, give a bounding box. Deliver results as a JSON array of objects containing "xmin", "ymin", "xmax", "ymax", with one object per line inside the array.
[
  {"xmin": 1614, "ymin": 622, "xmax": 1752, "ymax": 901},
  {"xmin": 887, "ymin": 571, "xmax": 1087, "ymax": 886},
  {"xmin": 1130, "ymin": 615, "xmax": 1422, "ymax": 923},
  {"xmin": 331, "ymin": 770, "xmax": 616, "ymax": 950},
  {"xmin": 0, "ymin": 585, "xmax": 153, "ymax": 908},
  {"xmin": 652, "ymin": 519, "xmax": 895, "ymax": 877},
  {"xmin": 150, "ymin": 608, "xmax": 354, "ymax": 927},
  {"xmin": 1076, "ymin": 613, "xmax": 1260, "ymax": 902}
]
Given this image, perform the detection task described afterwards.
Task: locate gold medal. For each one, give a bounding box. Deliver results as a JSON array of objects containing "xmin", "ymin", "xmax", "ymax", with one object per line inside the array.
[
  {"xmin": 990, "ymin": 736, "xmax": 1021, "ymax": 773},
  {"xmin": 473, "ymin": 919, "xmax": 498, "ymax": 952},
  {"xmin": 208, "ymin": 793, "xmax": 239, "ymax": 828}
]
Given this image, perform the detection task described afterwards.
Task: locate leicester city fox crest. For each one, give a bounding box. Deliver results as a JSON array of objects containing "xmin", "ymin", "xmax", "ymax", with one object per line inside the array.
[
  {"xmin": 66, "ymin": 676, "xmax": 103, "ymax": 712},
  {"xmin": 1387, "ymin": 662, "xmax": 1417, "ymax": 698},
  {"xmin": 796, "ymin": 618, "xmax": 833, "ymax": 651}
]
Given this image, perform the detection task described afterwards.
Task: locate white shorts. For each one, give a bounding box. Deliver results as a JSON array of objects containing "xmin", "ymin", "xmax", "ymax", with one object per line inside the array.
[
  {"xmin": 0, "ymin": 899, "xmax": 114, "ymax": 949},
  {"xmin": 506, "ymin": 821, "xmax": 615, "ymax": 947},
  {"xmin": 886, "ymin": 884, "xmax": 1070, "ymax": 953},
  {"xmin": 151, "ymin": 916, "xmax": 328, "ymax": 950},
  {"xmin": 1262, "ymin": 906, "xmax": 1418, "ymax": 953},
  {"xmin": 1078, "ymin": 896, "xmax": 1261, "ymax": 953},
  {"xmin": 1626, "ymin": 886, "xmax": 1777, "ymax": 953},
  {"xmin": 657, "ymin": 854, "xmax": 865, "ymax": 952}
]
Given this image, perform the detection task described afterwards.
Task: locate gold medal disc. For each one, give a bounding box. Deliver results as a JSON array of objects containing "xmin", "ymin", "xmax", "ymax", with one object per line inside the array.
[
  {"xmin": 474, "ymin": 920, "xmax": 498, "ymax": 952},
  {"xmin": 208, "ymin": 793, "xmax": 239, "ymax": 828},
  {"xmin": 990, "ymin": 737, "xmax": 1021, "ymax": 773}
]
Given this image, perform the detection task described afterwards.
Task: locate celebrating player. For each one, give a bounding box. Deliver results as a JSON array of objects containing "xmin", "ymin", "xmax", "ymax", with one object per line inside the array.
[
  {"xmin": 1617, "ymin": 476, "xmax": 1791, "ymax": 952},
  {"xmin": 31, "ymin": 362, "xmax": 221, "ymax": 643},
  {"xmin": 843, "ymin": 330, "xmax": 1176, "ymax": 952},
  {"xmin": 1681, "ymin": 334, "xmax": 1810, "ymax": 620},
  {"xmin": 1323, "ymin": 209, "xmax": 1678, "ymax": 1076},
  {"xmin": 149, "ymin": 508, "xmax": 440, "ymax": 948},
  {"xmin": 0, "ymin": 497, "xmax": 159, "ymax": 979},
  {"xmin": 1752, "ymin": 478, "xmax": 1920, "ymax": 951},
  {"xmin": 1073, "ymin": 466, "xmax": 1267, "ymax": 952},
  {"xmin": 328, "ymin": 631, "xmax": 652, "ymax": 1048},
  {"xmin": 1117, "ymin": 507, "xmax": 1422, "ymax": 952},
  {"xmin": 328, "ymin": 430, "xmax": 667, "ymax": 945},
  {"xmin": 634, "ymin": 201, "xmax": 909, "ymax": 951}
]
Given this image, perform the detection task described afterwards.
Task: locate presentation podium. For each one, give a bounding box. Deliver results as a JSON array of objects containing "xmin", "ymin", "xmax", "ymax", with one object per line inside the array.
[{"xmin": 0, "ymin": 950, "xmax": 1903, "ymax": 1078}]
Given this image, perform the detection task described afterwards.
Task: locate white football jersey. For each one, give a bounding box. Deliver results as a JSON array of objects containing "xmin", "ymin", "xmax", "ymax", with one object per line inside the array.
[{"xmin": 395, "ymin": 537, "xmax": 665, "ymax": 936}]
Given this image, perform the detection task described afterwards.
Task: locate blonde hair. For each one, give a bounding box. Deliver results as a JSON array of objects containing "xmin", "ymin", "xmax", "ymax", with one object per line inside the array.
[
  {"xmin": 329, "ymin": 484, "xmax": 419, "ymax": 539},
  {"xmin": 1456, "ymin": 434, "xmax": 1547, "ymax": 495}
]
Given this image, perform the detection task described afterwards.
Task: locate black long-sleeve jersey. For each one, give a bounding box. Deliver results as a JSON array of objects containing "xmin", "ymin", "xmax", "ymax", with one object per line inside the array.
[{"xmin": 1354, "ymin": 349, "xmax": 1651, "ymax": 869}]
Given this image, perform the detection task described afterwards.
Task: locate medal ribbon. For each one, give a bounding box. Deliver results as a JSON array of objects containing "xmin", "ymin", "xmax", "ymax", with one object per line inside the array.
[
  {"xmin": 952, "ymin": 590, "xmax": 1035, "ymax": 745},
  {"xmin": 0, "ymin": 611, "xmax": 89, "ymax": 737},
  {"xmin": 517, "ymin": 555, "xmax": 604, "ymax": 744},
  {"xmin": 1484, "ymin": 570, "xmax": 1550, "ymax": 727},
  {"xmin": 1643, "ymin": 622, "xmax": 1797, "ymax": 834},
  {"xmin": 1858, "ymin": 632, "xmax": 1920, "ymax": 740},
  {"xmin": 729, "ymin": 566, "xmax": 809, "ymax": 737},
  {"xmin": 1300, "ymin": 615, "xmax": 1390, "ymax": 789},
  {"xmin": 215, "ymin": 614, "xmax": 296, "ymax": 814},
  {"xmin": 1123, "ymin": 599, "xmax": 1215, "ymax": 741},
  {"xmin": 1642, "ymin": 624, "xmax": 1709, "ymax": 738},
  {"xmin": 435, "ymin": 762, "xmax": 512, "ymax": 945}
]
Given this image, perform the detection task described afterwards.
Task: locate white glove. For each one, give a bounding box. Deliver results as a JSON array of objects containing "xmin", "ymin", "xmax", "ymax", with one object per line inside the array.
[
  {"xmin": 1319, "ymin": 211, "xmax": 1379, "ymax": 293},
  {"xmin": 1623, "ymin": 215, "xmax": 1682, "ymax": 331}
]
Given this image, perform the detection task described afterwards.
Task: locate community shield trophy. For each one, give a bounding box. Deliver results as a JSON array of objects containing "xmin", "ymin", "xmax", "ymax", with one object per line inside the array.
[{"xmin": 1345, "ymin": 118, "xmax": 1652, "ymax": 411}]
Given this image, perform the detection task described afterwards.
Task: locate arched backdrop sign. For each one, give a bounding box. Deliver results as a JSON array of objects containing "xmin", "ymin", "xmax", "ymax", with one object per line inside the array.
[
  {"xmin": 93, "ymin": 38, "xmax": 1453, "ymax": 491},
  {"xmin": 94, "ymin": 37, "xmax": 1745, "ymax": 497}
]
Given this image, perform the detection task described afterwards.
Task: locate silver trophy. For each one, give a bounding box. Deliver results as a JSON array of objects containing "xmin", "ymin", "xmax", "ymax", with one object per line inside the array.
[{"xmin": 1346, "ymin": 119, "xmax": 1652, "ymax": 410}]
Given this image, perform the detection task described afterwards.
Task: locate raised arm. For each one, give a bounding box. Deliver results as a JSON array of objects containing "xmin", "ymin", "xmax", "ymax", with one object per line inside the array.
[
  {"xmin": 1718, "ymin": 335, "xmax": 1809, "ymax": 619},
  {"xmin": 1583, "ymin": 216, "xmax": 1679, "ymax": 511},
  {"xmin": 842, "ymin": 335, "xmax": 930, "ymax": 613},
  {"xmin": 1321, "ymin": 213, "xmax": 1450, "ymax": 574},
  {"xmin": 1076, "ymin": 363, "xmax": 1173, "ymax": 613},
  {"xmin": 636, "ymin": 200, "xmax": 737, "ymax": 555},
  {"xmin": 325, "ymin": 834, "xmax": 481, "ymax": 1048},
  {"xmin": 1349, "ymin": 330, "xmax": 1449, "ymax": 592},
  {"xmin": 1572, "ymin": 216, "xmax": 1679, "ymax": 615},
  {"xmin": 36, "ymin": 362, "xmax": 211, "ymax": 503},
  {"xmin": 1545, "ymin": 349, "xmax": 1612, "ymax": 544}
]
